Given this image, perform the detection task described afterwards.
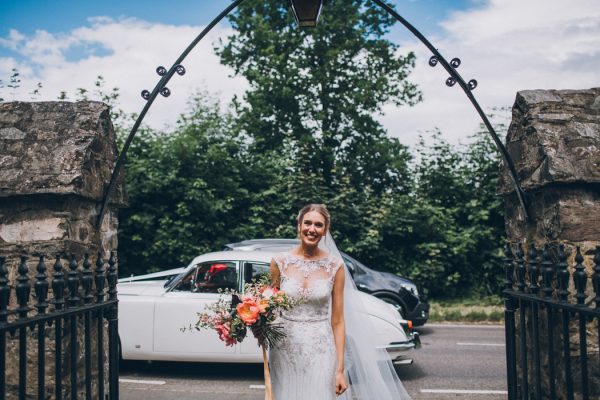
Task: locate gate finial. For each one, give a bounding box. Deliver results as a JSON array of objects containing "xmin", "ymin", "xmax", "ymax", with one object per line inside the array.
[
  {"xmin": 593, "ymin": 246, "xmax": 600, "ymax": 309},
  {"xmin": 0, "ymin": 257, "xmax": 9, "ymax": 323},
  {"xmin": 557, "ymin": 245, "xmax": 569, "ymax": 303},
  {"xmin": 515, "ymin": 244, "xmax": 526, "ymax": 293},
  {"xmin": 95, "ymin": 252, "xmax": 107, "ymax": 303},
  {"xmin": 16, "ymin": 256, "xmax": 31, "ymax": 318},
  {"xmin": 573, "ymin": 247, "xmax": 587, "ymax": 306},
  {"xmin": 52, "ymin": 255, "xmax": 66, "ymax": 310},
  {"xmin": 82, "ymin": 254, "xmax": 94, "ymax": 304},
  {"xmin": 541, "ymin": 244, "xmax": 555, "ymax": 299},
  {"xmin": 34, "ymin": 255, "xmax": 49, "ymax": 314},
  {"xmin": 528, "ymin": 245, "xmax": 540, "ymax": 295},
  {"xmin": 67, "ymin": 255, "xmax": 81, "ymax": 308}
]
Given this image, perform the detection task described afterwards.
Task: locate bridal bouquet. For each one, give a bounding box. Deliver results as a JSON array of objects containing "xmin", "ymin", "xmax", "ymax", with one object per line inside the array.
[{"xmin": 195, "ymin": 276, "xmax": 298, "ymax": 349}]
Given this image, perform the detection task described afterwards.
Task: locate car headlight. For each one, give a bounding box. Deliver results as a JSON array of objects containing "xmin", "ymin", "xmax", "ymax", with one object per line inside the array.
[{"xmin": 400, "ymin": 282, "xmax": 418, "ymax": 296}]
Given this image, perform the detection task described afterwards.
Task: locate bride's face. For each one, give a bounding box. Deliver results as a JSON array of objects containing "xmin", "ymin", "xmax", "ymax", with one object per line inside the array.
[{"xmin": 298, "ymin": 211, "xmax": 326, "ymax": 248}]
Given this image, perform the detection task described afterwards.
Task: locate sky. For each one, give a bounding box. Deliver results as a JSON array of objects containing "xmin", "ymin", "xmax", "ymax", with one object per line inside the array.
[{"xmin": 1, "ymin": 0, "xmax": 599, "ymax": 148}]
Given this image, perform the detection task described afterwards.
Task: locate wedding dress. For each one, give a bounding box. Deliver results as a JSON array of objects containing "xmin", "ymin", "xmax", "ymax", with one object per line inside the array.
[
  {"xmin": 269, "ymin": 233, "xmax": 412, "ymax": 400},
  {"xmin": 270, "ymin": 251, "xmax": 342, "ymax": 400}
]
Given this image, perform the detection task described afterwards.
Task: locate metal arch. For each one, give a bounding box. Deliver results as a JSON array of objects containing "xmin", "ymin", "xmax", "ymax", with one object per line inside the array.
[
  {"xmin": 371, "ymin": 0, "xmax": 529, "ymax": 220},
  {"xmin": 98, "ymin": 0, "xmax": 529, "ymax": 229},
  {"xmin": 96, "ymin": 0, "xmax": 249, "ymax": 228}
]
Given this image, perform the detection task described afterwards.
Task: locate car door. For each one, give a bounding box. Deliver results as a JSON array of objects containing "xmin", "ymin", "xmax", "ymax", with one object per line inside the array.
[
  {"xmin": 153, "ymin": 260, "xmax": 239, "ymax": 355},
  {"xmin": 239, "ymin": 261, "xmax": 271, "ymax": 355}
]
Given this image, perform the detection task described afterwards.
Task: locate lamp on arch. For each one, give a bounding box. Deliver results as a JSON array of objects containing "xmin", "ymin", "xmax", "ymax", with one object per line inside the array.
[{"xmin": 290, "ymin": 0, "xmax": 324, "ymax": 27}]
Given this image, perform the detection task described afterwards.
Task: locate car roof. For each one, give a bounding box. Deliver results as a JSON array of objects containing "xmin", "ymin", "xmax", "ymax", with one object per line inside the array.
[
  {"xmin": 224, "ymin": 239, "xmax": 299, "ymax": 251},
  {"xmin": 229, "ymin": 238, "xmax": 298, "ymax": 245},
  {"xmin": 188, "ymin": 250, "xmax": 276, "ymax": 266}
]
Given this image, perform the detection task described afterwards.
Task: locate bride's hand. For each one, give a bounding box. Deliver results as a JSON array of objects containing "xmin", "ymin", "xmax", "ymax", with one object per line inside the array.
[{"xmin": 335, "ymin": 371, "xmax": 348, "ymax": 396}]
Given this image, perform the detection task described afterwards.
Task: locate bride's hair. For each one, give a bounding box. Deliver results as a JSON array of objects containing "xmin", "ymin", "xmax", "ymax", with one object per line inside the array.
[{"xmin": 297, "ymin": 204, "xmax": 331, "ymax": 232}]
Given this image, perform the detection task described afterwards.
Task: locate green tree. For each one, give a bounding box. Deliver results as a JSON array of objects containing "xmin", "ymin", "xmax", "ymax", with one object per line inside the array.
[
  {"xmin": 218, "ymin": 0, "xmax": 420, "ymax": 191},
  {"xmin": 117, "ymin": 95, "xmax": 256, "ymax": 276},
  {"xmin": 216, "ymin": 0, "xmax": 420, "ymax": 269},
  {"xmin": 30, "ymin": 1, "xmax": 507, "ymax": 299},
  {"xmin": 389, "ymin": 129, "xmax": 505, "ymax": 298}
]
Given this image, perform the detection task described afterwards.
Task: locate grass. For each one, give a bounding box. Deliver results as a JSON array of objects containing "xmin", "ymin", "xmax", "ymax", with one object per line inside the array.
[{"xmin": 428, "ymin": 295, "xmax": 504, "ymax": 324}]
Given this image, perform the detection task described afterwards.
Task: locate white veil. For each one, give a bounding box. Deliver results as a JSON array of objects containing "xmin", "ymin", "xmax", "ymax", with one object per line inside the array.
[{"xmin": 320, "ymin": 231, "xmax": 412, "ymax": 400}]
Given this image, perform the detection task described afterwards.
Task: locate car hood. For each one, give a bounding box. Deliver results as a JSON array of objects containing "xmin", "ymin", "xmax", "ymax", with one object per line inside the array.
[
  {"xmin": 359, "ymin": 268, "xmax": 413, "ymax": 294},
  {"xmin": 117, "ymin": 280, "xmax": 168, "ymax": 296},
  {"xmin": 356, "ymin": 290, "xmax": 403, "ymax": 324},
  {"xmin": 381, "ymin": 271, "xmax": 412, "ymax": 286}
]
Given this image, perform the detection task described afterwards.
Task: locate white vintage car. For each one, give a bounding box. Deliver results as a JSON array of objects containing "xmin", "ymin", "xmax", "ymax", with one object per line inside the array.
[{"xmin": 117, "ymin": 250, "xmax": 420, "ymax": 365}]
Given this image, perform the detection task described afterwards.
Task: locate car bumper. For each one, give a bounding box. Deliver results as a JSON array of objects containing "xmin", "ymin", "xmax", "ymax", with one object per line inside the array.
[
  {"xmin": 379, "ymin": 332, "xmax": 421, "ymax": 365},
  {"xmin": 406, "ymin": 301, "xmax": 430, "ymax": 326}
]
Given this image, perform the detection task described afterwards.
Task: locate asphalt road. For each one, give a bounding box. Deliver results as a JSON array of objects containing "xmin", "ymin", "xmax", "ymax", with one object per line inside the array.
[
  {"xmin": 119, "ymin": 324, "xmax": 507, "ymax": 400},
  {"xmin": 398, "ymin": 324, "xmax": 507, "ymax": 399}
]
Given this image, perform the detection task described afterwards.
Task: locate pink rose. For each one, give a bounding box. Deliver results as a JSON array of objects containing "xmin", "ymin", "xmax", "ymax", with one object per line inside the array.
[
  {"xmin": 216, "ymin": 323, "xmax": 236, "ymax": 346},
  {"xmin": 242, "ymin": 294, "xmax": 255, "ymax": 302},
  {"xmin": 275, "ymin": 291, "xmax": 286, "ymax": 303},
  {"xmin": 261, "ymin": 288, "xmax": 275, "ymax": 299}
]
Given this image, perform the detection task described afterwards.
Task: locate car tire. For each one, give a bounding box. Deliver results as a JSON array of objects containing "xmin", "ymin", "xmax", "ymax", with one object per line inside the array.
[{"xmin": 376, "ymin": 295, "xmax": 406, "ymax": 318}]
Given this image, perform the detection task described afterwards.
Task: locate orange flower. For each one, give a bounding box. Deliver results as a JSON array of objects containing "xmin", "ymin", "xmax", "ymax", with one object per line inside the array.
[
  {"xmin": 257, "ymin": 298, "xmax": 269, "ymax": 314},
  {"xmin": 237, "ymin": 299, "xmax": 260, "ymax": 325}
]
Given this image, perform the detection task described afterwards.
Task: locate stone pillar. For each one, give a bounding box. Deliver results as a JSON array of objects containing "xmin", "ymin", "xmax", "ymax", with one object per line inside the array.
[
  {"xmin": 498, "ymin": 88, "xmax": 600, "ymax": 399},
  {"xmin": 0, "ymin": 101, "xmax": 126, "ymax": 398}
]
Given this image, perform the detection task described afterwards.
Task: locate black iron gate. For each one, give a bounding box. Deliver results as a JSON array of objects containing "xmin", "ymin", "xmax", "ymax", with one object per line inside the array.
[
  {"xmin": 0, "ymin": 251, "xmax": 119, "ymax": 400},
  {"xmin": 503, "ymin": 243, "xmax": 600, "ymax": 400}
]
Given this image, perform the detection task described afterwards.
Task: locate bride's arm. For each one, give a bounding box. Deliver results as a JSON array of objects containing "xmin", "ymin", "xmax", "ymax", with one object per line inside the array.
[
  {"xmin": 331, "ymin": 265, "xmax": 348, "ymax": 395},
  {"xmin": 269, "ymin": 259, "xmax": 280, "ymax": 289}
]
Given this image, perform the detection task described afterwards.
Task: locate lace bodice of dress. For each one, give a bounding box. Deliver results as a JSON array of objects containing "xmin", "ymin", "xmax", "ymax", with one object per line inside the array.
[{"xmin": 273, "ymin": 252, "xmax": 342, "ymax": 322}]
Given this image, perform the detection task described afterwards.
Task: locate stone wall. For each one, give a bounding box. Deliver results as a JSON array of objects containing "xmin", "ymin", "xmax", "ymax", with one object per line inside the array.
[
  {"xmin": 499, "ymin": 88, "xmax": 600, "ymax": 399},
  {"xmin": 0, "ymin": 101, "xmax": 126, "ymax": 398},
  {"xmin": 0, "ymin": 101, "xmax": 126, "ymax": 254}
]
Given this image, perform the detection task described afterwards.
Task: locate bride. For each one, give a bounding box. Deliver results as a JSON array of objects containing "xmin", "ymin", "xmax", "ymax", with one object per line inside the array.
[{"xmin": 269, "ymin": 204, "xmax": 411, "ymax": 399}]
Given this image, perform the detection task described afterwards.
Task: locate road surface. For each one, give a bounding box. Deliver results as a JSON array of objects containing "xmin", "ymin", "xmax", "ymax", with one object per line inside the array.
[{"xmin": 120, "ymin": 324, "xmax": 507, "ymax": 400}]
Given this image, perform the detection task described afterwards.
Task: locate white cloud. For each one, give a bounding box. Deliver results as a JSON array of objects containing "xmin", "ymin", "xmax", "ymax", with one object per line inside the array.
[
  {"xmin": 0, "ymin": 17, "xmax": 247, "ymax": 129},
  {"xmin": 381, "ymin": 0, "xmax": 600, "ymax": 147},
  {"xmin": 0, "ymin": 29, "xmax": 27, "ymax": 52},
  {"xmin": 1, "ymin": 1, "xmax": 599, "ymax": 148}
]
